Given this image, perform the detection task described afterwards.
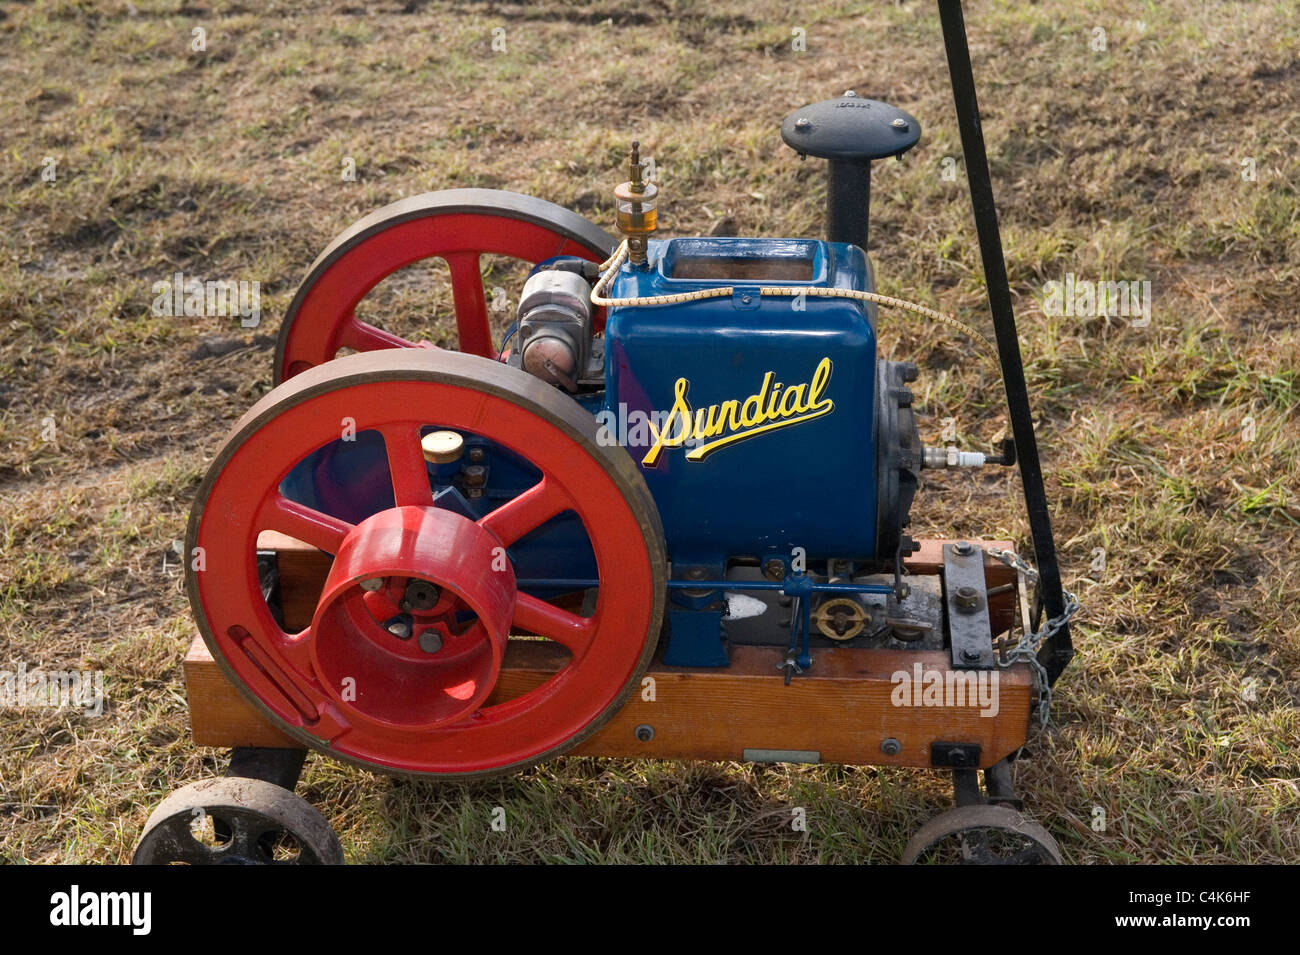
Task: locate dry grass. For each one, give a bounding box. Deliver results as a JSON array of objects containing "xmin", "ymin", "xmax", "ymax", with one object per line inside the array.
[{"xmin": 0, "ymin": 0, "xmax": 1297, "ymax": 863}]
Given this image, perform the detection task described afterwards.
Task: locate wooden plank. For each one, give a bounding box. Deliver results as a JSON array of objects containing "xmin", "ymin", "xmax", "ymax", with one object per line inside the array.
[
  {"xmin": 185, "ymin": 638, "xmax": 300, "ymax": 749},
  {"xmin": 185, "ymin": 636, "xmax": 1032, "ymax": 768}
]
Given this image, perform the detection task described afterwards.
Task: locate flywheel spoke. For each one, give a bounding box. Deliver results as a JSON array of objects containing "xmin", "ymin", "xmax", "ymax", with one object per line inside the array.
[
  {"xmin": 513, "ymin": 593, "xmax": 596, "ymax": 655},
  {"xmin": 380, "ymin": 423, "xmax": 435, "ymax": 507},
  {"xmin": 259, "ymin": 495, "xmax": 353, "ymax": 554},
  {"xmin": 339, "ymin": 316, "xmax": 417, "ymax": 353},
  {"xmin": 479, "ymin": 476, "xmax": 570, "ymax": 547},
  {"xmin": 445, "ymin": 252, "xmax": 493, "ymax": 357}
]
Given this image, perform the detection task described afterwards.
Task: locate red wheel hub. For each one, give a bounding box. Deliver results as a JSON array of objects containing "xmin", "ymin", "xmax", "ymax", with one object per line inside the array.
[
  {"xmin": 188, "ymin": 349, "xmax": 665, "ymax": 777},
  {"xmin": 275, "ymin": 189, "xmax": 614, "ymax": 382},
  {"xmin": 311, "ymin": 506, "xmax": 515, "ymax": 729}
]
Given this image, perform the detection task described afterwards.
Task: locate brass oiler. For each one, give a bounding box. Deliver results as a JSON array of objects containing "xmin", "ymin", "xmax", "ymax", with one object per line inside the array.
[{"xmin": 613, "ymin": 141, "xmax": 658, "ymax": 265}]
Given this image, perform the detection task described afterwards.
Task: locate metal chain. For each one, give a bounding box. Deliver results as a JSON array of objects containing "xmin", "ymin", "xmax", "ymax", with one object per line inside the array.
[{"xmin": 985, "ymin": 547, "xmax": 1081, "ymax": 729}]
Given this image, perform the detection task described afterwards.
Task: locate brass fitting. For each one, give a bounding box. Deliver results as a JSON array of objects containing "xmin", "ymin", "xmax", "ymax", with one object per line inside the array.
[{"xmin": 613, "ymin": 141, "xmax": 658, "ymax": 265}]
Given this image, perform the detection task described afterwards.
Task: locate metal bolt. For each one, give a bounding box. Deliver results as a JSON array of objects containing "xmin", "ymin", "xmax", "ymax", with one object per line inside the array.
[
  {"xmin": 843, "ymin": 89, "xmax": 857, "ymax": 98},
  {"xmin": 794, "ymin": 117, "xmax": 811, "ymax": 131},
  {"xmin": 952, "ymin": 540, "xmax": 973, "ymax": 557},
  {"xmin": 763, "ymin": 558, "xmax": 786, "ymax": 582},
  {"xmin": 880, "ymin": 737, "xmax": 901, "ymax": 756},
  {"xmin": 468, "ymin": 446, "xmax": 485, "ymax": 463},
  {"xmin": 949, "ymin": 749, "xmax": 968, "ymax": 766},
  {"xmin": 418, "ymin": 629, "xmax": 443, "ymax": 655},
  {"xmin": 403, "ymin": 578, "xmax": 441, "ymax": 611},
  {"xmin": 741, "ymin": 294, "xmax": 752, "ymax": 304},
  {"xmin": 386, "ymin": 616, "xmax": 413, "ymax": 639},
  {"xmin": 634, "ymin": 724, "xmax": 654, "ymax": 742},
  {"xmin": 955, "ymin": 585, "xmax": 981, "ymax": 612},
  {"xmin": 358, "ymin": 577, "xmax": 384, "ymax": 592},
  {"xmin": 891, "ymin": 117, "xmax": 908, "ymax": 129},
  {"xmin": 960, "ymin": 647, "xmax": 981, "ymax": 662}
]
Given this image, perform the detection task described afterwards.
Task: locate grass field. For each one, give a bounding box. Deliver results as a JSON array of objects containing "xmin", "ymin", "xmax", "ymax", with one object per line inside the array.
[{"xmin": 0, "ymin": 0, "xmax": 1297, "ymax": 863}]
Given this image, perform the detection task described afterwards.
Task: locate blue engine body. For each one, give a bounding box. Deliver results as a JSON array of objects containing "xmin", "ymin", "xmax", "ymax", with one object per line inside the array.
[{"xmin": 600, "ymin": 236, "xmax": 880, "ymax": 570}]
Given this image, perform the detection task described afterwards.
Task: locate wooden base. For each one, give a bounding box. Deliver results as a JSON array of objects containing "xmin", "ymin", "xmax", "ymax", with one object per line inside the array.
[
  {"xmin": 186, "ymin": 637, "xmax": 1031, "ymax": 769},
  {"xmin": 184, "ymin": 538, "xmax": 1034, "ymax": 771}
]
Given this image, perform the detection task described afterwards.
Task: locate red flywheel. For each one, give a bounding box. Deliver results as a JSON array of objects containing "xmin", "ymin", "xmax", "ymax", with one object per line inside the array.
[
  {"xmin": 187, "ymin": 348, "xmax": 665, "ymax": 777},
  {"xmin": 274, "ymin": 189, "xmax": 616, "ymax": 383}
]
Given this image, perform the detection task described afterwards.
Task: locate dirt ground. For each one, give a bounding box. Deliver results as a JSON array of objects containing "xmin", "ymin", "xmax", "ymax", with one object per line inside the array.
[{"xmin": 0, "ymin": 0, "xmax": 1297, "ymax": 863}]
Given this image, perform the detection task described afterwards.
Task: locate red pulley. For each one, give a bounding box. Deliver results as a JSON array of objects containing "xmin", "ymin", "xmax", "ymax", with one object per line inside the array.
[{"xmin": 311, "ymin": 506, "xmax": 515, "ymax": 731}]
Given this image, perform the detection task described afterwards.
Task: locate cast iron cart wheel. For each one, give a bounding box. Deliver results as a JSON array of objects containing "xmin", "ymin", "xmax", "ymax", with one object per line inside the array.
[
  {"xmin": 902, "ymin": 804, "xmax": 1063, "ymax": 865},
  {"xmin": 187, "ymin": 347, "xmax": 666, "ymax": 778},
  {"xmin": 274, "ymin": 188, "xmax": 616, "ymax": 382},
  {"xmin": 133, "ymin": 778, "xmax": 343, "ymax": 865}
]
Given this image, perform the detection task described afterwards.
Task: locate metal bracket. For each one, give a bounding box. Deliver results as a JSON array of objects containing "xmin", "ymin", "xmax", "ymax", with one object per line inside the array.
[
  {"xmin": 951, "ymin": 757, "xmax": 1023, "ymax": 810},
  {"xmin": 931, "ymin": 741, "xmax": 981, "ymax": 768},
  {"xmin": 943, "ymin": 541, "xmax": 995, "ymax": 669},
  {"xmin": 226, "ymin": 747, "xmax": 306, "ymax": 792}
]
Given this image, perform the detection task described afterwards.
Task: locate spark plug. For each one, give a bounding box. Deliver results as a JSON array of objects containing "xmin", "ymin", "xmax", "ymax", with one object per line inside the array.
[{"xmin": 922, "ymin": 446, "xmax": 987, "ymax": 469}]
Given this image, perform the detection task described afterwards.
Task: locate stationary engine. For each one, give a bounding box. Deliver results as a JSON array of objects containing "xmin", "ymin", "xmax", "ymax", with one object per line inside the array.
[{"xmin": 183, "ymin": 92, "xmax": 1055, "ymax": 781}]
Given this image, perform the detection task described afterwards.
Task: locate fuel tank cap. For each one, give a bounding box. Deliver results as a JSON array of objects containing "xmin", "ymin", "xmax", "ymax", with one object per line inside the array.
[{"xmin": 781, "ymin": 91, "xmax": 921, "ymax": 161}]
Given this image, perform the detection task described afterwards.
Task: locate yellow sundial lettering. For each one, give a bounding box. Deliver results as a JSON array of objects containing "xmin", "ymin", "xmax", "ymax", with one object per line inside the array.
[
  {"xmin": 641, "ymin": 377, "xmax": 694, "ymax": 467},
  {"xmin": 641, "ymin": 359, "xmax": 836, "ymax": 467},
  {"xmin": 766, "ymin": 383, "xmax": 784, "ymax": 418},
  {"xmin": 779, "ymin": 384, "xmax": 807, "ymax": 416},
  {"xmin": 807, "ymin": 357, "xmax": 833, "ymax": 412},
  {"xmin": 739, "ymin": 371, "xmax": 774, "ymax": 428},
  {"xmin": 722, "ymin": 399, "xmax": 743, "ymax": 433}
]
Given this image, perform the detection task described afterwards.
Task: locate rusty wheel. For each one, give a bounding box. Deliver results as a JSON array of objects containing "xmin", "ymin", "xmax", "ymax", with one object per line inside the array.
[
  {"xmin": 133, "ymin": 778, "xmax": 343, "ymax": 865},
  {"xmin": 902, "ymin": 804, "xmax": 1063, "ymax": 865}
]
